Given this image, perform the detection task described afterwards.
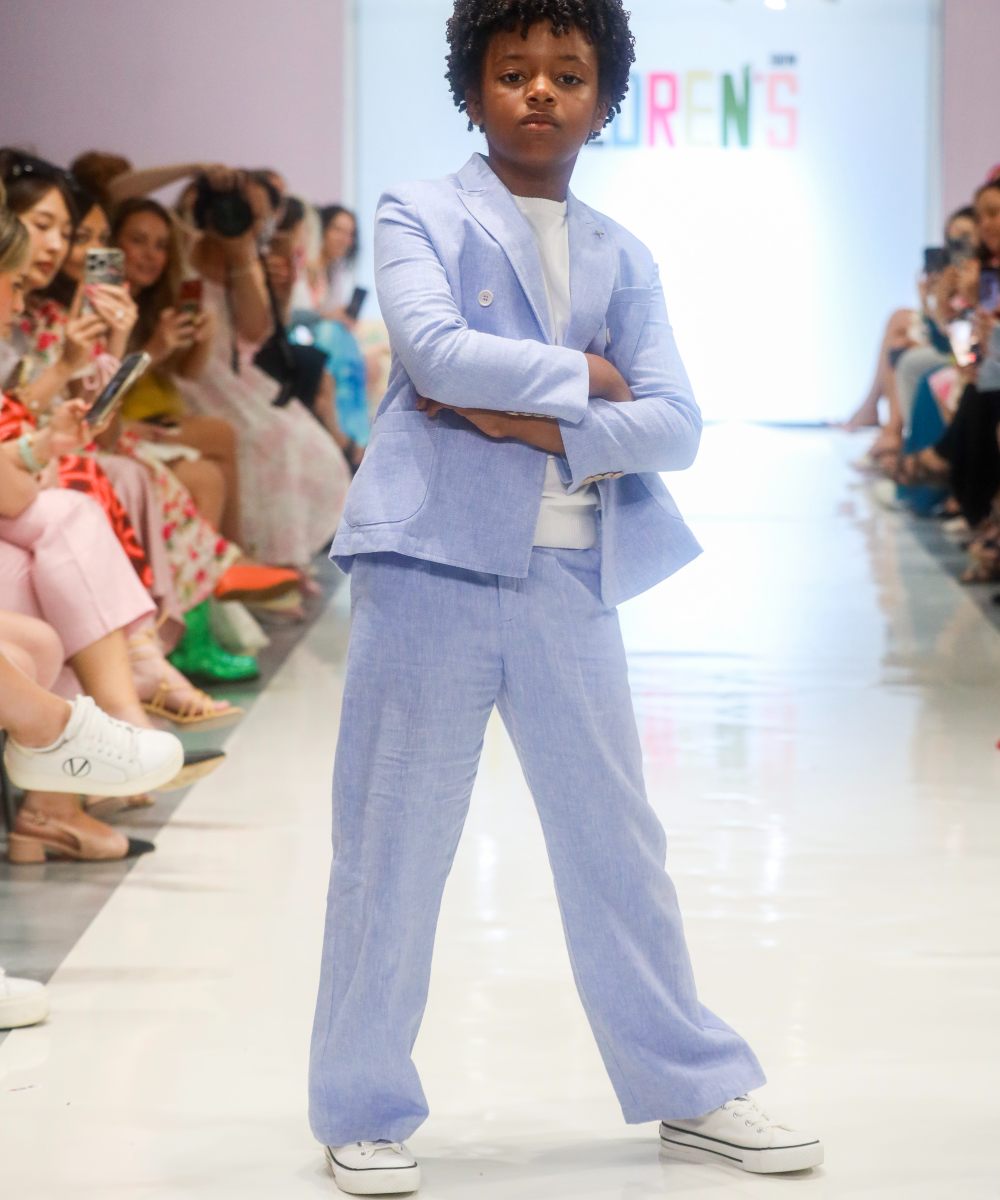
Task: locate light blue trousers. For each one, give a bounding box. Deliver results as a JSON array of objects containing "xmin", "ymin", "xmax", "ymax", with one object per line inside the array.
[{"xmin": 309, "ymin": 549, "xmax": 765, "ymax": 1145}]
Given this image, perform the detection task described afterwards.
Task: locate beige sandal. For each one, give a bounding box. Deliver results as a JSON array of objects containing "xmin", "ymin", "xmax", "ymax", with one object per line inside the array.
[
  {"xmin": 8, "ymin": 806, "xmax": 153, "ymax": 864},
  {"xmin": 128, "ymin": 629, "xmax": 243, "ymax": 730},
  {"xmin": 141, "ymin": 679, "xmax": 243, "ymax": 729}
]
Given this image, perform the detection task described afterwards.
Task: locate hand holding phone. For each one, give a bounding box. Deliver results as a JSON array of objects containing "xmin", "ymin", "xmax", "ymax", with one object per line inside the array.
[
  {"xmin": 62, "ymin": 308, "xmax": 108, "ymax": 373},
  {"xmin": 149, "ymin": 307, "xmax": 198, "ymax": 362},
  {"xmin": 177, "ymin": 278, "xmax": 203, "ymax": 318},
  {"xmin": 47, "ymin": 399, "xmax": 92, "ymax": 457}
]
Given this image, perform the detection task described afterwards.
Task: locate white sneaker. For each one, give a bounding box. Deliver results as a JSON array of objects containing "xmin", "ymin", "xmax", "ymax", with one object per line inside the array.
[
  {"xmin": 4, "ymin": 696, "xmax": 184, "ymax": 798},
  {"xmin": 0, "ymin": 967, "xmax": 49, "ymax": 1029},
  {"xmin": 660, "ymin": 1094, "xmax": 823, "ymax": 1173},
  {"xmin": 325, "ymin": 1142, "xmax": 420, "ymax": 1195}
]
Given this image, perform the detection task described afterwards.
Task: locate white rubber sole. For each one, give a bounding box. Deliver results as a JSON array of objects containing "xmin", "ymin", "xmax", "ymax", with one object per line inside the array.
[
  {"xmin": 0, "ymin": 987, "xmax": 49, "ymax": 1030},
  {"xmin": 4, "ymin": 743, "xmax": 185, "ymax": 799},
  {"xmin": 659, "ymin": 1124, "xmax": 823, "ymax": 1173},
  {"xmin": 325, "ymin": 1146, "xmax": 420, "ymax": 1195}
]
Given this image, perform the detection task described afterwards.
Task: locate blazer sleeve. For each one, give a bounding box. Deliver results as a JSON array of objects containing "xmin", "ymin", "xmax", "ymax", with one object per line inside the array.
[
  {"xmin": 558, "ymin": 268, "xmax": 702, "ymax": 489},
  {"xmin": 374, "ymin": 190, "xmax": 590, "ymax": 422}
]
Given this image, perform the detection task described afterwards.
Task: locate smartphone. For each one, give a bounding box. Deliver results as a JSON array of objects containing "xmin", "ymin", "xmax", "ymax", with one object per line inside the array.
[
  {"xmin": 83, "ymin": 248, "xmax": 126, "ymax": 318},
  {"xmin": 924, "ymin": 246, "xmax": 949, "ymax": 275},
  {"xmin": 980, "ymin": 267, "xmax": 1000, "ymax": 314},
  {"xmin": 177, "ymin": 278, "xmax": 203, "ymax": 318},
  {"xmin": 85, "ymin": 351, "xmax": 151, "ymax": 427},
  {"xmin": 85, "ymin": 247, "xmax": 125, "ymax": 288},
  {"xmin": 345, "ymin": 286, "xmax": 368, "ymax": 321}
]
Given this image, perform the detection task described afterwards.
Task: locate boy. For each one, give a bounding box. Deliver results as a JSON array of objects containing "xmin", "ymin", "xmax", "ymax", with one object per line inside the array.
[{"xmin": 310, "ymin": 2, "xmax": 823, "ymax": 1193}]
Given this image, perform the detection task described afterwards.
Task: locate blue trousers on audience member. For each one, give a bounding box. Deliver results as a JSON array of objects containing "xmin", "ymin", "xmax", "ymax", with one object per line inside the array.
[{"xmin": 308, "ymin": 548, "xmax": 765, "ymax": 1146}]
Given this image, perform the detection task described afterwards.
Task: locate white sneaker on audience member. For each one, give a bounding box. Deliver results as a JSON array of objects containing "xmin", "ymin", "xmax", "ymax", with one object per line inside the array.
[
  {"xmin": 660, "ymin": 1094, "xmax": 823, "ymax": 1173},
  {"xmin": 0, "ymin": 967, "xmax": 49, "ymax": 1029},
  {"xmin": 4, "ymin": 695, "xmax": 183, "ymax": 797},
  {"xmin": 325, "ymin": 1142, "xmax": 420, "ymax": 1195}
]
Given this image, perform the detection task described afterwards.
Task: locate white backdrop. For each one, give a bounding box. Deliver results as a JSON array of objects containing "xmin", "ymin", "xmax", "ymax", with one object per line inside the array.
[{"xmin": 354, "ymin": 0, "xmax": 937, "ymax": 422}]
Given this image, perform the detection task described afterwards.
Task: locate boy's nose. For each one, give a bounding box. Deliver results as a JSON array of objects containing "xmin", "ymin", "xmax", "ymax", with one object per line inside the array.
[{"xmin": 527, "ymin": 76, "xmax": 556, "ymax": 103}]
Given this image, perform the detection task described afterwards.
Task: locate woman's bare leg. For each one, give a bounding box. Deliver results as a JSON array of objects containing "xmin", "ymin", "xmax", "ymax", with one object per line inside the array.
[
  {"xmin": 169, "ymin": 457, "xmax": 227, "ymax": 532},
  {"xmin": 846, "ymin": 309, "xmax": 914, "ymax": 431},
  {"xmin": 313, "ymin": 373, "xmax": 364, "ymax": 469},
  {"xmin": 70, "ymin": 629, "xmax": 148, "ymax": 728},
  {"xmin": 177, "ymin": 416, "xmax": 243, "ymax": 543},
  {"xmin": 0, "ymin": 652, "xmax": 71, "ymax": 748}
]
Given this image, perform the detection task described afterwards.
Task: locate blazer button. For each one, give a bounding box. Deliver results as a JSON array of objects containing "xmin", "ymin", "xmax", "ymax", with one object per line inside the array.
[{"xmin": 478, "ymin": 289, "xmax": 494, "ymax": 307}]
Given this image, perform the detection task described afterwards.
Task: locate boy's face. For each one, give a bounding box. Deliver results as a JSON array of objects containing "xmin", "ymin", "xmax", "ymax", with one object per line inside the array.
[{"xmin": 466, "ymin": 22, "xmax": 609, "ymax": 179}]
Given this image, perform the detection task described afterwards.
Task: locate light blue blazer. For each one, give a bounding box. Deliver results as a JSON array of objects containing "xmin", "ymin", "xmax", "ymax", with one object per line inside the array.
[{"xmin": 330, "ymin": 153, "xmax": 703, "ymax": 607}]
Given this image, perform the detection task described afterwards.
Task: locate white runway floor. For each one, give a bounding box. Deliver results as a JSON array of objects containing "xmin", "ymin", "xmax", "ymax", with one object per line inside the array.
[{"xmin": 3, "ymin": 426, "xmax": 1000, "ymax": 1198}]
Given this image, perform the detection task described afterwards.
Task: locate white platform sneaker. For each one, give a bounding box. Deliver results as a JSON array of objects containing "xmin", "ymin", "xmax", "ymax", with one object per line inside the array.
[
  {"xmin": 660, "ymin": 1094, "xmax": 823, "ymax": 1173},
  {"xmin": 325, "ymin": 1141, "xmax": 420, "ymax": 1195},
  {"xmin": 4, "ymin": 695, "xmax": 184, "ymax": 797},
  {"xmin": 0, "ymin": 968, "xmax": 49, "ymax": 1029}
]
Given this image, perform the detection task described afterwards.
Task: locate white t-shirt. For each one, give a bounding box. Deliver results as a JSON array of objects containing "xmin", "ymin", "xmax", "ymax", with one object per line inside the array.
[{"xmin": 513, "ymin": 194, "xmax": 598, "ymax": 551}]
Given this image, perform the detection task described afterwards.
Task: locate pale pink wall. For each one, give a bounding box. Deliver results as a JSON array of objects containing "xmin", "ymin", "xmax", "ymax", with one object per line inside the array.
[
  {"xmin": 0, "ymin": 0, "xmax": 346, "ymax": 206},
  {"xmin": 942, "ymin": 0, "xmax": 1000, "ymax": 215}
]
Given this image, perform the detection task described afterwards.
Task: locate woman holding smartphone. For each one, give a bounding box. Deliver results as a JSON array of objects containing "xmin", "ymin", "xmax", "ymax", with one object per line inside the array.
[
  {"xmin": 0, "ymin": 149, "xmax": 257, "ymax": 711},
  {"xmin": 110, "ymin": 197, "xmax": 244, "ymax": 543}
]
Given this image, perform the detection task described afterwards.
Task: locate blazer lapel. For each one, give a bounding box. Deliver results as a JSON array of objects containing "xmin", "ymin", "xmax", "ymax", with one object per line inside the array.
[
  {"xmin": 457, "ymin": 155, "xmax": 553, "ymax": 342},
  {"xmin": 565, "ymin": 192, "xmax": 617, "ymax": 353}
]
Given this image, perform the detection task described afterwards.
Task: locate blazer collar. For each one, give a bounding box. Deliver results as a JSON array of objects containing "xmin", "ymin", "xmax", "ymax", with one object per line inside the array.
[{"xmin": 456, "ymin": 154, "xmax": 616, "ymax": 351}]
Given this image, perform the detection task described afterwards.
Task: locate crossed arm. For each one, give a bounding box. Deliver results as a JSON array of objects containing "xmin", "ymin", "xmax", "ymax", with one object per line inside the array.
[
  {"xmin": 375, "ymin": 191, "xmax": 701, "ymax": 478},
  {"xmin": 416, "ymin": 352, "xmax": 634, "ymax": 453}
]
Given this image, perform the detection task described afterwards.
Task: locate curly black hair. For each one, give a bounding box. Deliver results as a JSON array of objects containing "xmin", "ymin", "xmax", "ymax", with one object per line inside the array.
[{"xmin": 445, "ymin": 0, "xmax": 636, "ymax": 138}]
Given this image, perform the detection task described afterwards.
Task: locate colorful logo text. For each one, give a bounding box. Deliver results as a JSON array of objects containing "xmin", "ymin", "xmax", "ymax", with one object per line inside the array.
[{"xmin": 606, "ymin": 63, "xmax": 800, "ymax": 151}]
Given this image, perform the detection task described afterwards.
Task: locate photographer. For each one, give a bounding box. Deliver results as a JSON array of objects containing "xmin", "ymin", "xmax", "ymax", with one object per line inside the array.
[{"xmin": 176, "ymin": 167, "xmax": 348, "ymax": 568}]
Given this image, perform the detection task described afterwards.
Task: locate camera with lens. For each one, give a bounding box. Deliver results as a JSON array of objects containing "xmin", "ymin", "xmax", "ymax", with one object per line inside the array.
[{"xmin": 192, "ymin": 174, "xmax": 254, "ymax": 238}]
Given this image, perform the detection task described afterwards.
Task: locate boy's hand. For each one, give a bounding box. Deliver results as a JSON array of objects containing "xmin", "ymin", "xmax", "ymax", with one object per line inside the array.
[
  {"xmin": 585, "ymin": 353, "xmax": 633, "ymax": 404},
  {"xmin": 416, "ymin": 397, "xmax": 563, "ymax": 452}
]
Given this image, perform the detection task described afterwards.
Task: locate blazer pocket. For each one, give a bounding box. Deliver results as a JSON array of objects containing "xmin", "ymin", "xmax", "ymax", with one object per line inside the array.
[
  {"xmin": 344, "ymin": 410, "xmax": 436, "ymax": 526},
  {"xmin": 605, "ymin": 287, "xmax": 651, "ymax": 375}
]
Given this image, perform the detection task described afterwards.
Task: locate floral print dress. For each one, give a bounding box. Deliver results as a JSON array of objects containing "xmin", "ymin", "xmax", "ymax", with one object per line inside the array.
[{"xmin": 6, "ymin": 299, "xmax": 239, "ymax": 613}]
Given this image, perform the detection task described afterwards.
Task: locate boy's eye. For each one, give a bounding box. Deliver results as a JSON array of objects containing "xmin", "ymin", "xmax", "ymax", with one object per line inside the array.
[
  {"xmin": 500, "ymin": 72, "xmax": 523, "ymax": 84},
  {"xmin": 558, "ymin": 74, "xmax": 584, "ymax": 86}
]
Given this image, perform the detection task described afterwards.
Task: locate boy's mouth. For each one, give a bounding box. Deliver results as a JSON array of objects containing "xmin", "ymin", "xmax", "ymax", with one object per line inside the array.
[{"xmin": 520, "ymin": 114, "xmax": 559, "ymax": 129}]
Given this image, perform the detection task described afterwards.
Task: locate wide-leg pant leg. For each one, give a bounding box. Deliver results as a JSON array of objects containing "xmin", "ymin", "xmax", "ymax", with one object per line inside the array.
[
  {"xmin": 309, "ymin": 554, "xmax": 504, "ymax": 1146},
  {"xmin": 496, "ymin": 547, "xmax": 766, "ymax": 1122}
]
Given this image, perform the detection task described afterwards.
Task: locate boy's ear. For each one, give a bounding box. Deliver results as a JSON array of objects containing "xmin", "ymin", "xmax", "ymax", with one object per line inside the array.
[
  {"xmin": 465, "ymin": 88, "xmax": 484, "ymax": 129},
  {"xmin": 591, "ymin": 97, "xmax": 611, "ymax": 134}
]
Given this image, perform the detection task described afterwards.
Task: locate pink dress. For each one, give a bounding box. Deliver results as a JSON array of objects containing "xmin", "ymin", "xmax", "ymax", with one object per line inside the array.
[{"xmin": 176, "ymin": 280, "xmax": 348, "ymax": 566}]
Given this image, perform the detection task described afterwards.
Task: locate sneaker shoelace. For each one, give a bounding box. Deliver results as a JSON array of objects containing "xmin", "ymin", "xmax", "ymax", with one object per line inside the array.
[
  {"xmin": 356, "ymin": 1141, "xmax": 404, "ymax": 1158},
  {"xmin": 721, "ymin": 1095, "xmax": 774, "ymax": 1135},
  {"xmin": 73, "ymin": 697, "xmax": 140, "ymax": 765}
]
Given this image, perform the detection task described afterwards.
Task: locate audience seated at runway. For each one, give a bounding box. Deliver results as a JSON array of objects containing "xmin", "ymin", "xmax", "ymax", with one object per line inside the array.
[
  {"xmin": 853, "ymin": 167, "xmax": 1000, "ymax": 585},
  {"xmin": 0, "ymin": 146, "xmax": 387, "ymax": 868}
]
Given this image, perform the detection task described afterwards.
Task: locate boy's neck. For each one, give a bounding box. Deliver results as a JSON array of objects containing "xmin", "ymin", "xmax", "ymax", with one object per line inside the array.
[{"xmin": 484, "ymin": 146, "xmax": 577, "ymax": 202}]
